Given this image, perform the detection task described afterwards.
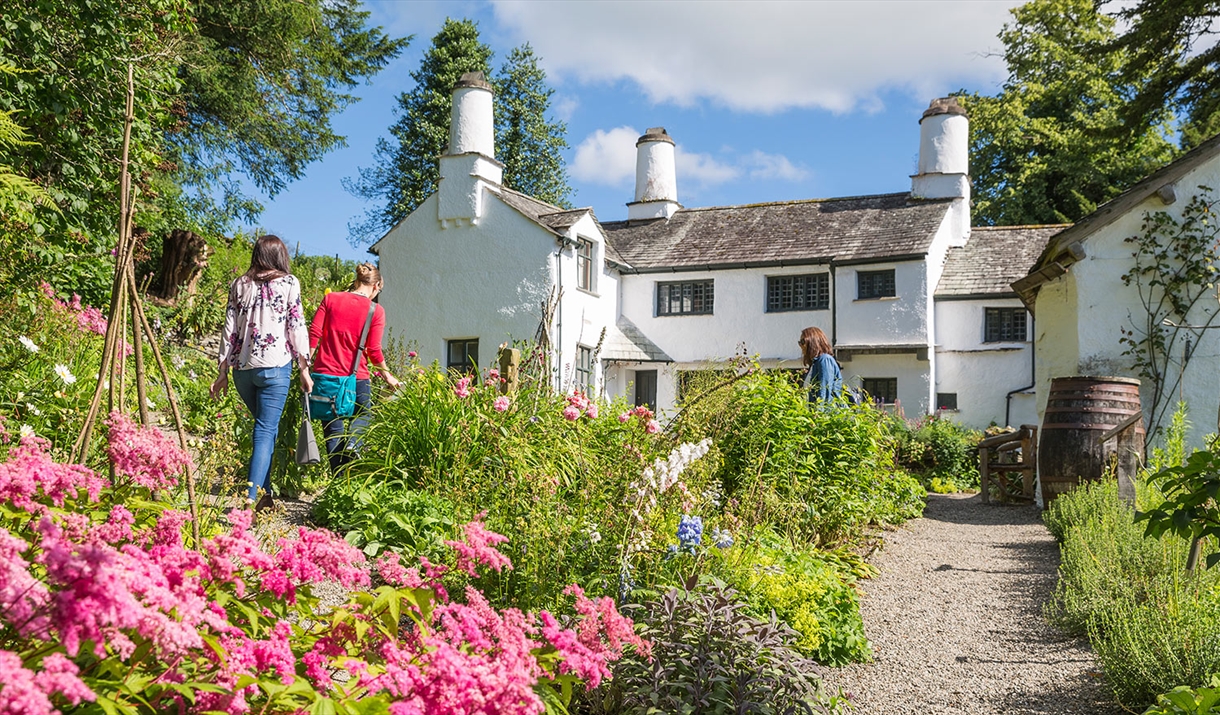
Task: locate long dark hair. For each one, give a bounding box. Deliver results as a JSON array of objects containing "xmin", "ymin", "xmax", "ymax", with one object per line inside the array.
[
  {"xmin": 243, "ymin": 235, "xmax": 291, "ymax": 282},
  {"xmin": 799, "ymin": 326, "xmax": 833, "ymax": 366}
]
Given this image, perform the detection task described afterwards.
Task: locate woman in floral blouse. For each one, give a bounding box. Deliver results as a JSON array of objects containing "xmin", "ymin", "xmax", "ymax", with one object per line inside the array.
[{"xmin": 210, "ymin": 235, "xmax": 312, "ymax": 510}]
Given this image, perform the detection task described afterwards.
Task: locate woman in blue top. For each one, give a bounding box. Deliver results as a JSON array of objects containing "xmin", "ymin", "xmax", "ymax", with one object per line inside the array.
[{"xmin": 799, "ymin": 326, "xmax": 842, "ymax": 403}]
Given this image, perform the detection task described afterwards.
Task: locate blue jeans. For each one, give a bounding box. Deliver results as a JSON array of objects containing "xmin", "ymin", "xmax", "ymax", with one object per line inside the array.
[
  {"xmin": 233, "ymin": 363, "xmax": 293, "ymax": 501},
  {"xmin": 323, "ymin": 378, "xmax": 371, "ymax": 474}
]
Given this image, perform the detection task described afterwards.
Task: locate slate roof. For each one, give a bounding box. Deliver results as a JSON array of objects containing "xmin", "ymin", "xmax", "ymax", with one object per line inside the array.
[
  {"xmin": 936, "ymin": 225, "xmax": 1067, "ymax": 299},
  {"xmin": 601, "ymin": 318, "xmax": 673, "ymax": 362},
  {"xmin": 600, "ymin": 192, "xmax": 955, "ymax": 272}
]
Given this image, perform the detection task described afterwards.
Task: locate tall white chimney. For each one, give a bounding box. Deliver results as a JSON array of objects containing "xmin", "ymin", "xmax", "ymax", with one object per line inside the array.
[
  {"xmin": 627, "ymin": 127, "xmax": 681, "ymax": 222},
  {"xmin": 911, "ymin": 97, "xmax": 969, "ymax": 244},
  {"xmin": 438, "ymin": 72, "xmax": 503, "ymax": 228}
]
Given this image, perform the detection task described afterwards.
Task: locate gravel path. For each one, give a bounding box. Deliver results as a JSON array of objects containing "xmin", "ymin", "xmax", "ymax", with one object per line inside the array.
[{"xmin": 822, "ymin": 493, "xmax": 1121, "ymax": 715}]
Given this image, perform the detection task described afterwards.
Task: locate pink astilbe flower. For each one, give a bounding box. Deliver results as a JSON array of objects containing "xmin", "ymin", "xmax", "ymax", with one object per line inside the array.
[
  {"xmin": 562, "ymin": 405, "xmax": 580, "ymax": 421},
  {"xmin": 377, "ymin": 553, "xmax": 425, "ymax": 589},
  {"xmin": 76, "ymin": 306, "xmax": 108, "ymax": 336},
  {"xmin": 564, "ymin": 584, "xmax": 651, "ymax": 661},
  {"xmin": 0, "ymin": 650, "xmax": 55, "ymax": 715},
  {"xmin": 266, "ymin": 526, "xmax": 370, "ymax": 601},
  {"xmin": 91, "ymin": 505, "xmax": 135, "ymax": 544},
  {"xmin": 453, "ymin": 376, "xmax": 472, "ymax": 399},
  {"xmin": 203, "ymin": 509, "xmax": 274, "ymax": 598},
  {"xmin": 106, "ymin": 413, "xmax": 193, "ymax": 490},
  {"xmin": 0, "ymin": 529, "xmax": 50, "ymax": 637},
  {"xmin": 444, "ymin": 516, "xmax": 512, "ymax": 578},
  {"xmin": 0, "ymin": 435, "xmax": 106, "ymax": 509},
  {"xmin": 493, "ymin": 396, "xmax": 510, "ymax": 413},
  {"xmin": 32, "ymin": 653, "xmax": 94, "ymax": 707}
]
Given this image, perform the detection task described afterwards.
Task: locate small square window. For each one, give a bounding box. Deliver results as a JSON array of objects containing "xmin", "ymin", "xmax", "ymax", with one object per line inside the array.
[
  {"xmin": 657, "ymin": 280, "xmax": 714, "ymax": 316},
  {"xmin": 577, "ymin": 239, "xmax": 594, "ymax": 291},
  {"xmin": 936, "ymin": 393, "xmax": 958, "ymax": 411},
  {"xmin": 985, "ymin": 308, "xmax": 1028, "ymax": 342},
  {"xmin": 575, "ymin": 345, "xmax": 594, "ymax": 393},
  {"xmin": 857, "ymin": 270, "xmax": 896, "ymax": 300},
  {"xmin": 767, "ymin": 273, "xmax": 830, "ymax": 312},
  {"xmin": 862, "ymin": 377, "xmax": 898, "ymax": 404},
  {"xmin": 447, "ymin": 338, "xmax": 479, "ymax": 372}
]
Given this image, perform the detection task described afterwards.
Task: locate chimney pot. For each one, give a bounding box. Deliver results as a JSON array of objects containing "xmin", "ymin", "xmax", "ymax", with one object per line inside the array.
[
  {"xmin": 453, "ymin": 71, "xmax": 492, "ymax": 91},
  {"xmin": 628, "ymin": 126, "xmax": 680, "ymax": 221}
]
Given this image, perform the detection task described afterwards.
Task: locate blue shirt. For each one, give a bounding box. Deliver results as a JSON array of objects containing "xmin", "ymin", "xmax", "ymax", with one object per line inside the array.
[{"xmin": 804, "ymin": 353, "xmax": 843, "ymax": 402}]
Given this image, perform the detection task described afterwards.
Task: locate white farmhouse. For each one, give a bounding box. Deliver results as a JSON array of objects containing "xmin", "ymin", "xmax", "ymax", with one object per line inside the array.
[
  {"xmin": 372, "ymin": 73, "xmax": 1056, "ymax": 427},
  {"xmin": 1014, "ymin": 135, "xmax": 1220, "ymax": 444}
]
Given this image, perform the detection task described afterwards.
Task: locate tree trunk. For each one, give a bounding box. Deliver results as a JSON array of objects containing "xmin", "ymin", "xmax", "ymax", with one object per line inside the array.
[{"xmin": 152, "ymin": 229, "xmax": 209, "ymax": 304}]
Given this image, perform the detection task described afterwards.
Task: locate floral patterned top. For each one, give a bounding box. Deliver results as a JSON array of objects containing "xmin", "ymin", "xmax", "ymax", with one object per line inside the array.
[{"xmin": 218, "ymin": 275, "xmax": 310, "ymax": 370}]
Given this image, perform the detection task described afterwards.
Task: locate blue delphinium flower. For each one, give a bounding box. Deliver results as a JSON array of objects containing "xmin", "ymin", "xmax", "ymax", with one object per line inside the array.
[
  {"xmin": 711, "ymin": 528, "xmax": 734, "ymax": 549},
  {"xmin": 677, "ymin": 514, "xmax": 703, "ymax": 552},
  {"xmin": 664, "ymin": 543, "xmax": 680, "ymax": 561}
]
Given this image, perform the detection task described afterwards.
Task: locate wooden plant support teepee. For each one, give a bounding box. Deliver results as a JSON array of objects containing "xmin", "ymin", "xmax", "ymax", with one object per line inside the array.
[{"xmin": 70, "ymin": 64, "xmax": 201, "ymax": 544}]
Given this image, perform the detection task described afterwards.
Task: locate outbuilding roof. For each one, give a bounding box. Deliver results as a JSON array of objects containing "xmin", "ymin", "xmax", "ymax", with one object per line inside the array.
[
  {"xmin": 936, "ymin": 225, "xmax": 1067, "ymax": 299},
  {"xmin": 600, "ymin": 192, "xmax": 954, "ymax": 272}
]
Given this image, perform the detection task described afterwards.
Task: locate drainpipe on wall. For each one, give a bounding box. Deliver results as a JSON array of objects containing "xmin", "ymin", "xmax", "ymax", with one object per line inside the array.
[
  {"xmin": 830, "ymin": 264, "xmax": 838, "ymax": 347},
  {"xmin": 554, "ymin": 246, "xmax": 564, "ymax": 392},
  {"xmin": 1005, "ymin": 314, "xmax": 1036, "ymax": 428}
]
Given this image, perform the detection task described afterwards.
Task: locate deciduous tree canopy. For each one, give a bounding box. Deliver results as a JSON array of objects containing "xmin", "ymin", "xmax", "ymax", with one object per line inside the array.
[{"xmin": 959, "ymin": 0, "xmax": 1176, "ymax": 226}]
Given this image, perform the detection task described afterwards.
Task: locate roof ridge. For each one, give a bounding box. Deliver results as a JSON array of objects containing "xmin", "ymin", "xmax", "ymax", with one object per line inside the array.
[
  {"xmin": 499, "ymin": 186, "xmax": 568, "ymax": 213},
  {"xmin": 673, "ymin": 191, "xmax": 917, "ymax": 214},
  {"xmin": 974, "ymin": 223, "xmax": 1072, "ymax": 231}
]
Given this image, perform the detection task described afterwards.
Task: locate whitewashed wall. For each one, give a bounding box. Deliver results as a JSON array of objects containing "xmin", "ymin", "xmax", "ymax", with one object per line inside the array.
[
  {"xmin": 554, "ymin": 214, "xmax": 619, "ymax": 393},
  {"xmin": 834, "ymin": 261, "xmax": 931, "ymax": 347},
  {"xmin": 1033, "ymin": 156, "xmax": 1220, "ymax": 445},
  {"xmin": 934, "ymin": 298, "xmax": 1034, "ymax": 427},
  {"xmin": 838, "ymin": 353, "xmax": 932, "ymax": 415},
  {"xmin": 618, "ymin": 265, "xmax": 835, "ymax": 362},
  {"xmin": 377, "ymin": 191, "xmax": 559, "ymax": 368}
]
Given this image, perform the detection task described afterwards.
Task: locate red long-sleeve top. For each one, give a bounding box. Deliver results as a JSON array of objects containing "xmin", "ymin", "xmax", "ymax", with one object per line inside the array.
[{"xmin": 308, "ymin": 291, "xmax": 386, "ymax": 380}]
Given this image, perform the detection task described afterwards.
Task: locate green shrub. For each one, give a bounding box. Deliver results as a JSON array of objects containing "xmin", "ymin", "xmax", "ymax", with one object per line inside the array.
[
  {"xmin": 1047, "ymin": 472, "xmax": 1220, "ymax": 707},
  {"xmin": 694, "ymin": 371, "xmax": 925, "ymax": 546},
  {"xmin": 1144, "ymin": 682, "xmax": 1220, "ymax": 715},
  {"xmin": 574, "ymin": 579, "xmax": 850, "ymax": 715},
  {"xmin": 313, "ymin": 473, "xmax": 455, "ymax": 559},
  {"xmin": 721, "ymin": 536, "xmax": 871, "ymax": 665},
  {"xmin": 893, "ymin": 414, "xmax": 982, "ymax": 492}
]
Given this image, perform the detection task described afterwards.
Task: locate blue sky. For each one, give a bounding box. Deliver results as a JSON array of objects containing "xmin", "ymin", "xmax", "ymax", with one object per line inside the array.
[{"xmin": 251, "ymin": 0, "xmax": 1022, "ymax": 261}]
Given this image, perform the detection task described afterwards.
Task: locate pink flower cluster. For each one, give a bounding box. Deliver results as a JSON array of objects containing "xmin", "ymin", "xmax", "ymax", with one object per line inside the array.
[
  {"xmin": 493, "ymin": 396, "xmax": 511, "ymax": 412},
  {"xmin": 0, "ymin": 435, "xmax": 105, "ymax": 510},
  {"xmin": 563, "ymin": 392, "xmax": 599, "ymax": 421},
  {"xmin": 618, "ymin": 405, "xmax": 661, "ymax": 434},
  {"xmin": 0, "ymin": 435, "xmax": 648, "ymax": 715},
  {"xmin": 39, "ymin": 282, "xmax": 131, "ymax": 353},
  {"xmin": 105, "ymin": 412, "xmax": 193, "ymax": 490},
  {"xmin": 453, "ymin": 376, "xmax": 472, "ymax": 399}
]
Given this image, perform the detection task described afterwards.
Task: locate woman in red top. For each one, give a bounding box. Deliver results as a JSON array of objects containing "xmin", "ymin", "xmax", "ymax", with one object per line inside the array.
[{"xmin": 308, "ymin": 264, "xmax": 401, "ymax": 472}]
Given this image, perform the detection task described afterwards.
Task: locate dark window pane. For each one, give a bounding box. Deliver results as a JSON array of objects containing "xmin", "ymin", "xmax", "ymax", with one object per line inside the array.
[
  {"xmin": 656, "ymin": 280, "xmax": 714, "ymax": 316},
  {"xmin": 937, "ymin": 393, "xmax": 958, "ymax": 411},
  {"xmin": 858, "ymin": 270, "xmax": 896, "ymax": 299},
  {"xmin": 862, "ymin": 377, "xmax": 898, "ymax": 404},
  {"xmin": 767, "ymin": 274, "xmax": 829, "ymax": 312},
  {"xmin": 985, "ymin": 308, "xmax": 1028, "ymax": 342}
]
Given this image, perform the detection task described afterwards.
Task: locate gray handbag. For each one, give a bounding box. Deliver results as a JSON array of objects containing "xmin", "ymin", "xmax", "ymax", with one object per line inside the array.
[{"xmin": 296, "ymin": 393, "xmax": 321, "ymax": 465}]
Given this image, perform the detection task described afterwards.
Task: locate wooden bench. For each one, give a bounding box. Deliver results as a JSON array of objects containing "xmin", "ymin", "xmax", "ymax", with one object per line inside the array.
[{"xmin": 979, "ymin": 425, "xmax": 1038, "ymax": 504}]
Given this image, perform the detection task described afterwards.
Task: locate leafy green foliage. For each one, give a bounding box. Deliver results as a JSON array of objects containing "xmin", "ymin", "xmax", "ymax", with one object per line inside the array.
[
  {"xmin": 892, "ymin": 414, "xmax": 982, "ymax": 492},
  {"xmin": 698, "ymin": 371, "xmax": 925, "ymax": 546},
  {"xmin": 1111, "ymin": 0, "xmax": 1220, "ymax": 150},
  {"xmin": 1144, "ymin": 681, "xmax": 1220, "ymax": 715},
  {"xmin": 958, "ymin": 0, "xmax": 1176, "ymax": 226},
  {"xmin": 314, "ymin": 475, "xmax": 455, "ymax": 558},
  {"xmin": 1047, "ymin": 472, "xmax": 1220, "ymax": 707},
  {"xmin": 574, "ymin": 579, "xmax": 850, "ymax": 715},
  {"xmin": 1137, "ymin": 449, "xmax": 1220, "ymax": 569}
]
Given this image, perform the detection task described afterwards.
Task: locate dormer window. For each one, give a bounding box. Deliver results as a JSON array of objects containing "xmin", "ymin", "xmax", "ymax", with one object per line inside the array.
[{"xmin": 577, "ymin": 238, "xmax": 595, "ymax": 292}]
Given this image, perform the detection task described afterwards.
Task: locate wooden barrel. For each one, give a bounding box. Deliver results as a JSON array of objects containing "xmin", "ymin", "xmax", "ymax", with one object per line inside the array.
[{"xmin": 1038, "ymin": 376, "xmax": 1145, "ymax": 506}]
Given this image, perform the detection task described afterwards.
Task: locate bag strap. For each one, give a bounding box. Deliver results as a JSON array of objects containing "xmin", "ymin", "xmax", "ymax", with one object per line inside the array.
[
  {"xmin": 349, "ymin": 299, "xmax": 376, "ymax": 377},
  {"xmin": 302, "ymin": 392, "xmax": 312, "ymax": 419}
]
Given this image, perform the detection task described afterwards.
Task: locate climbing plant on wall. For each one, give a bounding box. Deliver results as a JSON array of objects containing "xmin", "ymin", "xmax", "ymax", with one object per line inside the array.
[{"xmin": 1119, "ymin": 187, "xmax": 1220, "ymax": 438}]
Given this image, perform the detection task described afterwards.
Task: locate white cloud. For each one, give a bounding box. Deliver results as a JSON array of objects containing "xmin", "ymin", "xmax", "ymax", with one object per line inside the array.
[
  {"xmin": 744, "ymin": 151, "xmax": 810, "ymax": 182},
  {"xmin": 490, "ymin": 0, "xmax": 1019, "ymax": 113},
  {"xmin": 573, "ymin": 126, "xmax": 808, "ymax": 190},
  {"xmin": 553, "ymin": 94, "xmax": 580, "ymax": 122},
  {"xmin": 676, "ymin": 149, "xmax": 740, "ymax": 188},
  {"xmin": 571, "ymin": 126, "xmax": 639, "ymax": 186}
]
